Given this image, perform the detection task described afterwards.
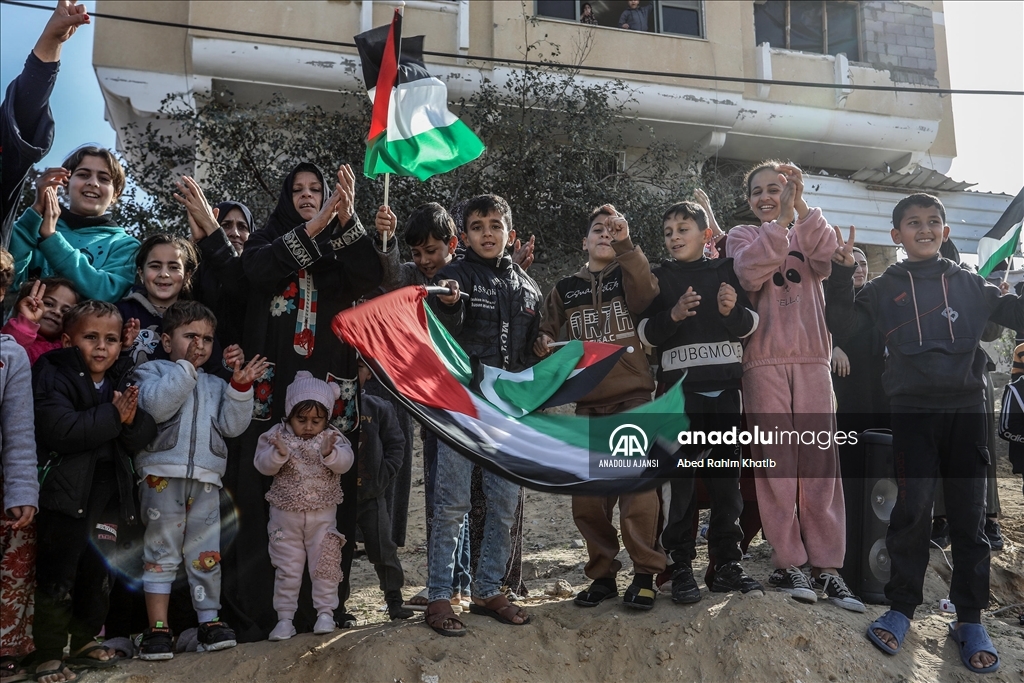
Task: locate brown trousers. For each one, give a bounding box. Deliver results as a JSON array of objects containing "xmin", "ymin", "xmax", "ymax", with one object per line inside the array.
[{"xmin": 572, "ymin": 400, "xmax": 666, "ymax": 579}]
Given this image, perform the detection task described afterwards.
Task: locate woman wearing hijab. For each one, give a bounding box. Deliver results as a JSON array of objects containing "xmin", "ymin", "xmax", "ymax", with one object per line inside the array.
[{"xmin": 222, "ymin": 162, "xmax": 382, "ymax": 640}]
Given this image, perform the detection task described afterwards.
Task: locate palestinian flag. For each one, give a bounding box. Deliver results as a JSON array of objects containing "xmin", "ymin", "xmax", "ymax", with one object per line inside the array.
[
  {"xmin": 977, "ymin": 186, "xmax": 1024, "ymax": 277},
  {"xmin": 333, "ymin": 287, "xmax": 686, "ymax": 495},
  {"xmin": 354, "ymin": 10, "xmax": 485, "ymax": 181}
]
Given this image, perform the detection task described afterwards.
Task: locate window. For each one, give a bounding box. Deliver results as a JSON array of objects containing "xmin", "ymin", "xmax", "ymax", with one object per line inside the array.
[
  {"xmin": 754, "ymin": 0, "xmax": 860, "ymax": 61},
  {"xmin": 535, "ymin": 1, "xmax": 704, "ymax": 39}
]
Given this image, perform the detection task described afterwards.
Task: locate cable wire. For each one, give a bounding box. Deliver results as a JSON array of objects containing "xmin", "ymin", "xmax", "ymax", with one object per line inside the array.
[{"xmin": 3, "ymin": 0, "xmax": 1022, "ymax": 97}]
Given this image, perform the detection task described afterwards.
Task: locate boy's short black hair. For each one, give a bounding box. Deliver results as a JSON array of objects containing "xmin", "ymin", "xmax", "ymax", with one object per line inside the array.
[
  {"xmin": 0, "ymin": 248, "xmax": 14, "ymax": 292},
  {"xmin": 135, "ymin": 234, "xmax": 200, "ymax": 295},
  {"xmin": 16, "ymin": 277, "xmax": 80, "ymax": 303},
  {"xmin": 62, "ymin": 145, "xmax": 126, "ymax": 199},
  {"xmin": 892, "ymin": 193, "xmax": 947, "ymax": 228},
  {"xmin": 405, "ymin": 202, "xmax": 457, "ymax": 247},
  {"xmin": 288, "ymin": 399, "xmax": 329, "ymax": 421},
  {"xmin": 661, "ymin": 201, "xmax": 708, "ymax": 231},
  {"xmin": 585, "ymin": 205, "xmax": 616, "ymax": 237},
  {"xmin": 162, "ymin": 300, "xmax": 217, "ymax": 336},
  {"xmin": 462, "ymin": 194, "xmax": 513, "ymax": 234},
  {"xmin": 62, "ymin": 300, "xmax": 122, "ymax": 336}
]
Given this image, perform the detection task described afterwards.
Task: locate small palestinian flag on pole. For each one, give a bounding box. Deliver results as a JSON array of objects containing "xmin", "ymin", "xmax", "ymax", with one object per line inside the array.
[
  {"xmin": 354, "ymin": 9, "xmax": 485, "ymax": 182},
  {"xmin": 333, "ymin": 287, "xmax": 685, "ymax": 495},
  {"xmin": 977, "ymin": 186, "xmax": 1024, "ymax": 278}
]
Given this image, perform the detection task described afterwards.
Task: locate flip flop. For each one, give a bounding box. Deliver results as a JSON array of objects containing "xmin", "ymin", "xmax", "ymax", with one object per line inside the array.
[
  {"xmin": 866, "ymin": 610, "xmax": 910, "ymax": 655},
  {"xmin": 405, "ymin": 587, "xmax": 429, "ymax": 612},
  {"xmin": 947, "ymin": 621, "xmax": 1000, "ymax": 674},
  {"xmin": 622, "ymin": 583, "xmax": 656, "ymax": 611},
  {"xmin": 468, "ymin": 595, "xmax": 530, "ymax": 625},
  {"xmin": 63, "ymin": 644, "xmax": 119, "ymax": 669},
  {"xmin": 32, "ymin": 663, "xmax": 76, "ymax": 682}
]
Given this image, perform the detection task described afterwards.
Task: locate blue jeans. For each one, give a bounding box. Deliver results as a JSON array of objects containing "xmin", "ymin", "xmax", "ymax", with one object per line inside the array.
[
  {"xmin": 428, "ymin": 442, "xmax": 518, "ymax": 602},
  {"xmin": 423, "ymin": 428, "xmax": 471, "ymax": 596}
]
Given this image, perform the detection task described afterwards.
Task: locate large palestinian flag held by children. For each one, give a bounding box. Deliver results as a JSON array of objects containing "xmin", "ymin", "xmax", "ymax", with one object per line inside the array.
[
  {"xmin": 354, "ymin": 10, "xmax": 485, "ymax": 181},
  {"xmin": 333, "ymin": 287, "xmax": 686, "ymax": 495}
]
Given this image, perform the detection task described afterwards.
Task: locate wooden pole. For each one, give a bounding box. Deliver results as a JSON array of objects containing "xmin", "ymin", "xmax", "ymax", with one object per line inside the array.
[{"xmin": 382, "ymin": 172, "xmax": 391, "ymax": 251}]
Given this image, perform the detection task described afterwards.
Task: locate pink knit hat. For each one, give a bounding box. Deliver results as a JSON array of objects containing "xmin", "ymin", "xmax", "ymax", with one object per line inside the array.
[{"xmin": 285, "ymin": 371, "xmax": 341, "ymax": 416}]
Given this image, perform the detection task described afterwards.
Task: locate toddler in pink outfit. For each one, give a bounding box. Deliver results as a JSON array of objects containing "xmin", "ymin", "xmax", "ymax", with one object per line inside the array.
[{"xmin": 254, "ymin": 371, "xmax": 355, "ymax": 641}]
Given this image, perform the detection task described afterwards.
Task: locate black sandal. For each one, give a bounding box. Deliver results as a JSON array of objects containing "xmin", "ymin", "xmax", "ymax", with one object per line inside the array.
[
  {"xmin": 573, "ymin": 581, "xmax": 619, "ymax": 607},
  {"xmin": 64, "ymin": 643, "xmax": 119, "ymax": 669}
]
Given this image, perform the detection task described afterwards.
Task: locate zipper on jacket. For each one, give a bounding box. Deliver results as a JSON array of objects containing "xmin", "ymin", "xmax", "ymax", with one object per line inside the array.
[{"xmin": 186, "ymin": 384, "xmax": 200, "ymax": 480}]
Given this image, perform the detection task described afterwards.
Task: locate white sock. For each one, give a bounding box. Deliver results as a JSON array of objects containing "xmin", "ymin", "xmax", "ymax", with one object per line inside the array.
[{"xmin": 197, "ymin": 609, "xmax": 218, "ymax": 623}]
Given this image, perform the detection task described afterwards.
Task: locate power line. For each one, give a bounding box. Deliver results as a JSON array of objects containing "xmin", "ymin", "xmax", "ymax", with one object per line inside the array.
[{"xmin": 4, "ymin": 0, "xmax": 1023, "ymax": 97}]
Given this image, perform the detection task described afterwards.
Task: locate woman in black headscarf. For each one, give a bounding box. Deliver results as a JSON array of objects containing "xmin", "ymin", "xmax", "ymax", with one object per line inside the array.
[{"xmin": 221, "ymin": 162, "xmax": 381, "ymax": 640}]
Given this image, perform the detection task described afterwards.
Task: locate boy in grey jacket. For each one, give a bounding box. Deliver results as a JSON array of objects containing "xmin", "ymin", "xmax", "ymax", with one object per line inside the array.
[{"xmin": 134, "ymin": 301, "xmax": 268, "ymax": 660}]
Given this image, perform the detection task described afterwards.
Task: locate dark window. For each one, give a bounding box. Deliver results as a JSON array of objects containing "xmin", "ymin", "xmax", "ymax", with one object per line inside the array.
[
  {"xmin": 535, "ymin": 1, "xmax": 703, "ymax": 38},
  {"xmin": 753, "ymin": 1, "xmax": 861, "ymax": 61}
]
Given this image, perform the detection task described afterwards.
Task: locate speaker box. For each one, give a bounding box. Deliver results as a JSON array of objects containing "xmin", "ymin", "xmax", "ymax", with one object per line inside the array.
[{"xmin": 859, "ymin": 429, "xmax": 896, "ymax": 604}]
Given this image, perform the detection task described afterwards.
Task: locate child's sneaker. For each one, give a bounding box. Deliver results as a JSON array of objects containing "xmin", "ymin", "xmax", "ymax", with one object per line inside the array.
[
  {"xmin": 269, "ymin": 619, "xmax": 296, "ymax": 641},
  {"xmin": 768, "ymin": 566, "xmax": 817, "ymax": 604},
  {"xmin": 313, "ymin": 613, "xmax": 336, "ymax": 635},
  {"xmin": 670, "ymin": 565, "xmax": 702, "ymax": 604},
  {"xmin": 196, "ymin": 619, "xmax": 237, "ymax": 652},
  {"xmin": 711, "ymin": 561, "xmax": 764, "ymax": 596},
  {"xmin": 138, "ymin": 623, "xmax": 174, "ymax": 661},
  {"xmin": 814, "ymin": 572, "xmax": 866, "ymax": 613}
]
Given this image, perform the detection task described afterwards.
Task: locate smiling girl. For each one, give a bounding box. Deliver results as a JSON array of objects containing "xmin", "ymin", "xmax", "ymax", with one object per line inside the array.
[
  {"xmin": 727, "ymin": 161, "xmax": 863, "ymax": 613},
  {"xmin": 7, "ymin": 145, "xmax": 139, "ymax": 302},
  {"xmin": 116, "ymin": 234, "xmax": 200, "ymax": 368},
  {"xmin": 2, "ymin": 276, "xmax": 79, "ymax": 365}
]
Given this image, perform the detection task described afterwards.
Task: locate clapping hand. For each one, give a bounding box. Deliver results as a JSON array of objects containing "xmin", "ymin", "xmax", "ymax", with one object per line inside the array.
[
  {"xmin": 112, "ymin": 385, "xmax": 139, "ymax": 425},
  {"xmin": 174, "ymin": 175, "xmax": 220, "ymax": 242},
  {"xmin": 231, "ymin": 353, "xmax": 270, "ymax": 386},
  {"xmin": 121, "ymin": 318, "xmax": 140, "ymax": 349},
  {"xmin": 718, "ymin": 282, "xmax": 737, "ymax": 316},
  {"xmin": 671, "ymin": 287, "xmax": 701, "ymax": 322},
  {"xmin": 39, "ymin": 186, "xmax": 61, "ymax": 240},
  {"xmin": 321, "ymin": 430, "xmax": 339, "ymax": 457}
]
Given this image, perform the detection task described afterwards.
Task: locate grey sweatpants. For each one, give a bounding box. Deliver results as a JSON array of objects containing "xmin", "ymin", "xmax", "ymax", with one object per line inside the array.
[{"xmin": 140, "ymin": 475, "xmax": 222, "ymax": 612}]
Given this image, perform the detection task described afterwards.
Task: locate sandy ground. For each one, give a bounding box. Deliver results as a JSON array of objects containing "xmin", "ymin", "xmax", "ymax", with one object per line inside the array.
[{"xmin": 87, "ymin": 395, "xmax": 1024, "ymax": 683}]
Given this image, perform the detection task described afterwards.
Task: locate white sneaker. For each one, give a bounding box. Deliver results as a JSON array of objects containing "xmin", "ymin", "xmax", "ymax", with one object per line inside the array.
[
  {"xmin": 313, "ymin": 613, "xmax": 336, "ymax": 635},
  {"xmin": 768, "ymin": 566, "xmax": 817, "ymax": 604},
  {"xmin": 269, "ymin": 619, "xmax": 296, "ymax": 641},
  {"xmin": 814, "ymin": 572, "xmax": 866, "ymax": 613}
]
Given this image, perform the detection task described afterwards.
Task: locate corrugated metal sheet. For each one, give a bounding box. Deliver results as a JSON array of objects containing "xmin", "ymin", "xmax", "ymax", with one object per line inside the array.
[
  {"xmin": 802, "ymin": 174, "xmax": 1013, "ymax": 251},
  {"xmin": 850, "ymin": 167, "xmax": 976, "ymax": 193}
]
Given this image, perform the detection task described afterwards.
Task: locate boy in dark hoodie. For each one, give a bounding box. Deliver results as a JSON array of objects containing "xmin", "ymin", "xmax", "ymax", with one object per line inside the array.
[
  {"xmin": 26, "ymin": 300, "xmax": 156, "ymax": 681},
  {"xmin": 355, "ymin": 358, "xmax": 413, "ymax": 620},
  {"xmin": 637, "ymin": 200, "xmax": 765, "ymax": 605},
  {"xmin": 827, "ymin": 193, "xmax": 1020, "ymax": 674},
  {"xmin": 535, "ymin": 204, "xmax": 665, "ymax": 611}
]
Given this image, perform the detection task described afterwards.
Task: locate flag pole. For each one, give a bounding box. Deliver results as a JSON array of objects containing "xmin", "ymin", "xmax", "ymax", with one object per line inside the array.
[{"xmin": 383, "ymin": 172, "xmax": 391, "ymax": 251}]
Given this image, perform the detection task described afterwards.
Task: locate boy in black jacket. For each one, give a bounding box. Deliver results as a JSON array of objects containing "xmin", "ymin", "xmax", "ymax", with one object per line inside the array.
[
  {"xmin": 27, "ymin": 300, "xmax": 156, "ymax": 681},
  {"xmin": 425, "ymin": 194, "xmax": 540, "ymax": 636},
  {"xmin": 827, "ymin": 193, "xmax": 1020, "ymax": 674},
  {"xmin": 356, "ymin": 358, "xmax": 412, "ymax": 621},
  {"xmin": 638, "ymin": 201, "xmax": 765, "ymax": 605}
]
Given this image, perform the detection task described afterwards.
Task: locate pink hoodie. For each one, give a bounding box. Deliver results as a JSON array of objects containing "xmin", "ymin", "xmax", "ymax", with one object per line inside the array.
[
  {"xmin": 727, "ymin": 207, "xmax": 837, "ymax": 369},
  {"xmin": 1, "ymin": 315, "xmax": 62, "ymax": 366}
]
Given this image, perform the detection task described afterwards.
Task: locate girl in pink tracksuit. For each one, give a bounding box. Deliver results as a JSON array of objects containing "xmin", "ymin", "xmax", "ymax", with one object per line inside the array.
[
  {"xmin": 728, "ymin": 162, "xmax": 863, "ymax": 613},
  {"xmin": 254, "ymin": 372, "xmax": 354, "ymax": 640}
]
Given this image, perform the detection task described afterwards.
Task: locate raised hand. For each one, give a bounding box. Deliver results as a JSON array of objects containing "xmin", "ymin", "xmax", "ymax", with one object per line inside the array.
[
  {"xmin": 184, "ymin": 337, "xmax": 204, "ymax": 368},
  {"xmin": 39, "ymin": 186, "xmax": 60, "ymax": 240},
  {"xmin": 34, "ymin": 0, "xmax": 90, "ymax": 63},
  {"xmin": 832, "ymin": 225, "xmax": 857, "ymax": 267},
  {"xmin": 512, "ymin": 235, "xmax": 536, "ymax": 270},
  {"xmin": 694, "ymin": 188, "xmax": 723, "ymax": 237},
  {"xmin": 335, "ymin": 164, "xmax": 356, "ymax": 225},
  {"xmin": 121, "ymin": 318, "xmax": 140, "ymax": 348},
  {"xmin": 112, "ymin": 385, "xmax": 139, "ymax": 424},
  {"xmin": 232, "ymin": 354, "xmax": 270, "ymax": 386},
  {"xmin": 32, "ymin": 168, "xmax": 68, "ymax": 217},
  {"xmin": 671, "ymin": 287, "xmax": 701, "ymax": 322},
  {"xmin": 778, "ymin": 164, "xmax": 808, "ymax": 220},
  {"xmin": 174, "ymin": 175, "xmax": 220, "ymax": 240},
  {"xmin": 717, "ymin": 282, "xmax": 737, "ymax": 316},
  {"xmin": 533, "ymin": 332, "xmax": 554, "ymax": 358},
  {"xmin": 321, "ymin": 430, "xmax": 338, "ymax": 457},
  {"xmin": 15, "ymin": 280, "xmax": 46, "ymax": 325},
  {"xmin": 270, "ymin": 431, "xmax": 290, "ymax": 458},
  {"xmin": 222, "ymin": 344, "xmax": 244, "ymax": 370},
  {"xmin": 375, "ymin": 205, "xmax": 397, "ymax": 242},
  {"xmin": 306, "ymin": 184, "xmax": 343, "ymax": 238}
]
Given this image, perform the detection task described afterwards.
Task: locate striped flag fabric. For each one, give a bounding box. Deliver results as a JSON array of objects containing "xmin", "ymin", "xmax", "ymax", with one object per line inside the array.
[
  {"xmin": 332, "ymin": 287, "xmax": 686, "ymax": 494},
  {"xmin": 977, "ymin": 186, "xmax": 1024, "ymax": 277},
  {"xmin": 354, "ymin": 10, "xmax": 485, "ymax": 181}
]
